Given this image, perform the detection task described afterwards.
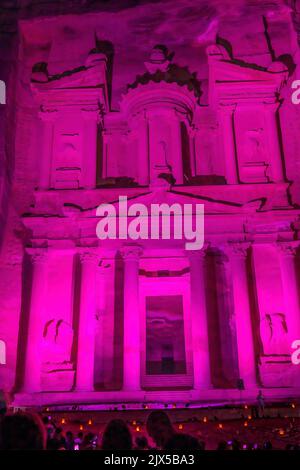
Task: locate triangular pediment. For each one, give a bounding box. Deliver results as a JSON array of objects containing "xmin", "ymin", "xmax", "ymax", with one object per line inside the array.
[{"xmin": 81, "ymin": 189, "xmax": 261, "ymax": 217}]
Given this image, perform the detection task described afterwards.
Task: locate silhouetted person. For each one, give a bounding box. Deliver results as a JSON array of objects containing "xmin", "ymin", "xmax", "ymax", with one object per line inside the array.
[
  {"xmin": 102, "ymin": 419, "xmax": 132, "ymax": 450},
  {"xmin": 0, "ymin": 412, "xmax": 46, "ymax": 450},
  {"xmin": 257, "ymin": 390, "xmax": 265, "ymax": 418},
  {"xmin": 65, "ymin": 431, "xmax": 74, "ymax": 450},
  {"xmin": 47, "ymin": 426, "xmax": 66, "ymax": 450},
  {"xmin": 164, "ymin": 433, "xmax": 202, "ymax": 450},
  {"xmin": 146, "ymin": 411, "xmax": 175, "ymax": 449},
  {"xmin": 74, "ymin": 431, "xmax": 84, "ymax": 449},
  {"xmin": 82, "ymin": 432, "xmax": 97, "ymax": 450},
  {"xmin": 135, "ymin": 436, "xmax": 149, "ymax": 450},
  {"xmin": 263, "ymin": 440, "xmax": 273, "ymax": 450},
  {"xmin": 232, "ymin": 439, "xmax": 241, "ymax": 451},
  {"xmin": 217, "ymin": 440, "xmax": 228, "ymax": 450}
]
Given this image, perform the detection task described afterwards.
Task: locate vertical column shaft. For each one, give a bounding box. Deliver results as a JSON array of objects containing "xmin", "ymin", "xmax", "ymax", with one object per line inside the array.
[
  {"xmin": 264, "ymin": 103, "xmax": 284, "ymax": 182},
  {"xmin": 38, "ymin": 113, "xmax": 55, "ymax": 190},
  {"xmin": 218, "ymin": 104, "xmax": 238, "ymax": 184},
  {"xmin": 82, "ymin": 111, "xmax": 99, "ymax": 189},
  {"xmin": 75, "ymin": 251, "xmax": 98, "ymax": 391},
  {"xmin": 189, "ymin": 250, "xmax": 211, "ymax": 389},
  {"xmin": 122, "ymin": 246, "xmax": 142, "ymax": 391},
  {"xmin": 23, "ymin": 250, "xmax": 48, "ymax": 392},
  {"xmin": 227, "ymin": 244, "xmax": 257, "ymax": 388}
]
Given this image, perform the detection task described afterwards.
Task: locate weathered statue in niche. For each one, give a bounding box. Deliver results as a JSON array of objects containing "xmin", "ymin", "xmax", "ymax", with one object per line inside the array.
[
  {"xmin": 57, "ymin": 134, "xmax": 80, "ymax": 168},
  {"xmin": 260, "ymin": 313, "xmax": 289, "ymax": 356},
  {"xmin": 244, "ymin": 129, "xmax": 264, "ymax": 163},
  {"xmin": 241, "ymin": 128, "xmax": 269, "ymax": 182},
  {"xmin": 157, "ymin": 140, "xmax": 171, "ymax": 173},
  {"xmin": 42, "ymin": 319, "xmax": 73, "ymax": 365}
]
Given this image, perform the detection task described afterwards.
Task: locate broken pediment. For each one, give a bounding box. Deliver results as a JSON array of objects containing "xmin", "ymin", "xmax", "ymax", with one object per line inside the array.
[
  {"xmin": 207, "ymin": 44, "xmax": 288, "ymax": 106},
  {"xmin": 79, "ymin": 189, "xmax": 261, "ymax": 217},
  {"xmin": 31, "ymin": 51, "xmax": 109, "ymax": 111}
]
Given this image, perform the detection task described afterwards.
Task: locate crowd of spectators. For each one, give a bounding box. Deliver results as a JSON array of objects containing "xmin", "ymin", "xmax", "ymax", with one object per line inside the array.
[{"xmin": 1, "ymin": 409, "xmax": 299, "ymax": 450}]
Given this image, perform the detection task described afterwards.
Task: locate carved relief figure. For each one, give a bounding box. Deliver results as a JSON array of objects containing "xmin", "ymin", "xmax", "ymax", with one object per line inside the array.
[
  {"xmin": 244, "ymin": 129, "xmax": 264, "ymax": 164},
  {"xmin": 42, "ymin": 319, "xmax": 73, "ymax": 365},
  {"xmin": 260, "ymin": 313, "xmax": 289, "ymax": 355}
]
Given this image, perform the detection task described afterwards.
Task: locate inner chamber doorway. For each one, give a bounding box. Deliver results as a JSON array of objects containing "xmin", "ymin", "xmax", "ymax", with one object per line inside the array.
[
  {"xmin": 141, "ymin": 277, "xmax": 193, "ymax": 389},
  {"xmin": 146, "ymin": 295, "xmax": 186, "ymax": 375}
]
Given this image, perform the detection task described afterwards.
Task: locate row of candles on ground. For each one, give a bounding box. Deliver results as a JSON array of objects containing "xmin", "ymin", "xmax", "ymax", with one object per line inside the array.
[
  {"xmin": 45, "ymin": 402, "xmax": 298, "ymax": 413},
  {"xmin": 44, "ymin": 403, "xmax": 298, "ymax": 434}
]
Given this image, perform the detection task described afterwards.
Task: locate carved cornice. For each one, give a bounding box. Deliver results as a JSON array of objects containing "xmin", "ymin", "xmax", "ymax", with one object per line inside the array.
[{"xmin": 121, "ymin": 245, "xmax": 143, "ymax": 261}]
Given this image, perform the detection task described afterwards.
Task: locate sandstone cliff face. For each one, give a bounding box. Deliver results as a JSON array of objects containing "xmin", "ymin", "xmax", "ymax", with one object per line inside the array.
[{"xmin": 1, "ymin": 0, "xmax": 300, "ymax": 393}]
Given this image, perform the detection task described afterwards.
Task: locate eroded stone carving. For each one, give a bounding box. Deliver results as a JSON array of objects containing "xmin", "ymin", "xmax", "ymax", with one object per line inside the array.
[
  {"xmin": 260, "ymin": 313, "xmax": 289, "ymax": 355},
  {"xmin": 42, "ymin": 319, "xmax": 73, "ymax": 365}
]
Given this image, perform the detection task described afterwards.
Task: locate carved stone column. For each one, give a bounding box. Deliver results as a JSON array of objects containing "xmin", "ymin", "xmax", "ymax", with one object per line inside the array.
[
  {"xmin": 75, "ymin": 251, "xmax": 98, "ymax": 391},
  {"xmin": 226, "ymin": 243, "xmax": 257, "ymax": 388},
  {"xmin": 134, "ymin": 114, "xmax": 149, "ymax": 186},
  {"xmin": 82, "ymin": 110, "xmax": 100, "ymax": 189},
  {"xmin": 23, "ymin": 250, "xmax": 48, "ymax": 392},
  {"xmin": 264, "ymin": 102, "xmax": 284, "ymax": 182},
  {"xmin": 214, "ymin": 249, "xmax": 240, "ymax": 386},
  {"xmin": 38, "ymin": 111, "xmax": 57, "ymax": 190},
  {"xmin": 218, "ymin": 104, "xmax": 238, "ymax": 184},
  {"xmin": 94, "ymin": 261, "xmax": 107, "ymax": 385},
  {"xmin": 188, "ymin": 249, "xmax": 211, "ymax": 390},
  {"xmin": 121, "ymin": 245, "xmax": 142, "ymax": 391},
  {"xmin": 277, "ymin": 242, "xmax": 300, "ymax": 343},
  {"xmin": 169, "ymin": 112, "xmax": 184, "ymax": 185}
]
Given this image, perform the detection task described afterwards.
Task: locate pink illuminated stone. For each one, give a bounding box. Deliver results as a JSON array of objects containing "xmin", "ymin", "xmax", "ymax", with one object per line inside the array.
[{"xmin": 0, "ymin": 1, "xmax": 300, "ymax": 410}]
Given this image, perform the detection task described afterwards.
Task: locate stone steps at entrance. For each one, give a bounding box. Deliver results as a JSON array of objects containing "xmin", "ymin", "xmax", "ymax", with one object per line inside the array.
[{"xmin": 12, "ymin": 387, "xmax": 300, "ymax": 411}]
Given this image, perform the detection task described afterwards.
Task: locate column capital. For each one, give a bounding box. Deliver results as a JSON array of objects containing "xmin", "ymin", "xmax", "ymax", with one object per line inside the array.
[
  {"xmin": 224, "ymin": 242, "xmax": 251, "ymax": 259},
  {"xmin": 78, "ymin": 249, "xmax": 99, "ymax": 265},
  {"xmin": 276, "ymin": 241, "xmax": 299, "ymax": 258},
  {"xmin": 27, "ymin": 248, "xmax": 48, "ymax": 264},
  {"xmin": 121, "ymin": 245, "xmax": 143, "ymax": 261}
]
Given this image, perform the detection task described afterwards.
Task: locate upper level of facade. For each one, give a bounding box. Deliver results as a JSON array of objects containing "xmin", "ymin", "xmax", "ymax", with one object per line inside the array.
[{"xmin": 30, "ymin": 43, "xmax": 289, "ymax": 193}]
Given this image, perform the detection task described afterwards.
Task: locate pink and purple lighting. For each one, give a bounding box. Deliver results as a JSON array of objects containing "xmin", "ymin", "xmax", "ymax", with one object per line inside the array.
[{"xmin": 0, "ymin": 1, "xmax": 300, "ymax": 419}]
